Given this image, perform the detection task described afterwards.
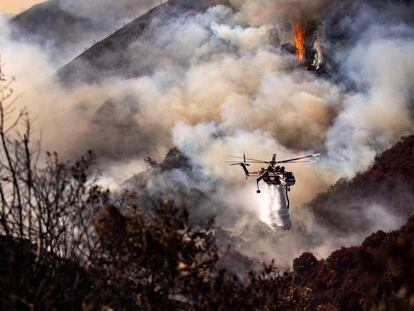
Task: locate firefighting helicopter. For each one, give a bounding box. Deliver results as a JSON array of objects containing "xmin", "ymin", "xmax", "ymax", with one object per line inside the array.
[{"xmin": 228, "ymin": 153, "xmax": 320, "ymax": 194}]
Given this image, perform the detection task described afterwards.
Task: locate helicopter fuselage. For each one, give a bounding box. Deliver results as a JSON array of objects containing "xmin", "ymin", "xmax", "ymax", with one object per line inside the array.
[{"xmin": 259, "ymin": 167, "xmax": 296, "ymax": 187}]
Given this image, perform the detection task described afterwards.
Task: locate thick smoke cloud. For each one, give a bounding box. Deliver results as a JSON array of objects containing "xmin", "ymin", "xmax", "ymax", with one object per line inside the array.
[
  {"xmin": 1, "ymin": 0, "xmax": 414, "ymax": 267},
  {"xmin": 230, "ymin": 0, "xmax": 330, "ymax": 27},
  {"xmin": 326, "ymin": 40, "xmax": 414, "ymax": 175}
]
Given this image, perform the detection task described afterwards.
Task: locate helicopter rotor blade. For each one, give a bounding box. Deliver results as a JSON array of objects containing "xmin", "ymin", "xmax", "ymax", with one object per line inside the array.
[
  {"xmin": 229, "ymin": 155, "xmax": 269, "ymax": 163},
  {"xmin": 280, "ymin": 160, "xmax": 317, "ymax": 164},
  {"xmin": 228, "ymin": 162, "xmax": 252, "ymax": 167},
  {"xmin": 227, "ymin": 160, "xmax": 269, "ymax": 165},
  {"xmin": 226, "ymin": 161, "xmax": 267, "ymax": 165},
  {"xmin": 277, "ymin": 153, "xmax": 320, "ymax": 164}
]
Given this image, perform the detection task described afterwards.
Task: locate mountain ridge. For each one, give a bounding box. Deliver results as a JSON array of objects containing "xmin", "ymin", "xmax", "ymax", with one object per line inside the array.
[
  {"xmin": 57, "ymin": 0, "xmax": 230, "ymax": 85},
  {"xmin": 307, "ymin": 135, "xmax": 414, "ymax": 235}
]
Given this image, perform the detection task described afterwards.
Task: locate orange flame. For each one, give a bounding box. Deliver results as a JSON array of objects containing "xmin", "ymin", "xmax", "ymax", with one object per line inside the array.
[{"xmin": 293, "ymin": 24, "xmax": 305, "ymax": 61}]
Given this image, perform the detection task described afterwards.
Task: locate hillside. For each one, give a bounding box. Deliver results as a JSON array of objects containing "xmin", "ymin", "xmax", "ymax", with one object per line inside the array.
[
  {"xmin": 9, "ymin": 0, "xmax": 162, "ymax": 63},
  {"xmin": 121, "ymin": 148, "xmax": 216, "ymax": 223},
  {"xmin": 57, "ymin": 0, "xmax": 229, "ymax": 85},
  {"xmin": 1, "ymin": 136, "xmax": 413, "ymax": 310},
  {"xmin": 307, "ymin": 135, "xmax": 414, "ymax": 235},
  {"xmin": 290, "ymin": 136, "xmax": 414, "ymax": 310},
  {"xmin": 9, "ymin": 0, "xmax": 107, "ymax": 62},
  {"xmin": 294, "ymin": 215, "xmax": 414, "ymax": 310}
]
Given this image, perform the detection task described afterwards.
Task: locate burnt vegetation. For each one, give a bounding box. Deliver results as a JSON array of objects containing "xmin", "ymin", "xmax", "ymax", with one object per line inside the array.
[{"xmin": 294, "ymin": 216, "xmax": 414, "ymax": 310}]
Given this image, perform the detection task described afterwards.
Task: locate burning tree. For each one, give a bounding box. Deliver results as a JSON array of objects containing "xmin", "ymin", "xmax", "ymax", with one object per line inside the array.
[{"xmin": 293, "ymin": 24, "xmax": 305, "ymax": 61}]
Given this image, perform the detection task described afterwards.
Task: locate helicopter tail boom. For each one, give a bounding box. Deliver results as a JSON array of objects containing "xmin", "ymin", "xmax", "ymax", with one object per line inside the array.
[{"xmin": 240, "ymin": 162, "xmax": 250, "ymax": 177}]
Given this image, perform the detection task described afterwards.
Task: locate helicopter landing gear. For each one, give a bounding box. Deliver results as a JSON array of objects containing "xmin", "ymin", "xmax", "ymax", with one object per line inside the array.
[
  {"xmin": 286, "ymin": 186, "xmax": 290, "ymax": 209},
  {"xmin": 256, "ymin": 175, "xmax": 264, "ymax": 194}
]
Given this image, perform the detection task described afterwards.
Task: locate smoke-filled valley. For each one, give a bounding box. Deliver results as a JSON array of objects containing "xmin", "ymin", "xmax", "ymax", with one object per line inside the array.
[{"xmin": 1, "ymin": 0, "xmax": 414, "ymax": 309}]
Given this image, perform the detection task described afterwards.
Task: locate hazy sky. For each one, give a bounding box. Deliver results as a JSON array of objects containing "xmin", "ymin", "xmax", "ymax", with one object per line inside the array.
[{"xmin": 0, "ymin": 0, "xmax": 43, "ymax": 15}]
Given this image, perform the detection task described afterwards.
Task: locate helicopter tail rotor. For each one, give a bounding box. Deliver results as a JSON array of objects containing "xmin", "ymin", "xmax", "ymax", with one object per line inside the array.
[{"xmin": 227, "ymin": 153, "xmax": 251, "ymax": 177}]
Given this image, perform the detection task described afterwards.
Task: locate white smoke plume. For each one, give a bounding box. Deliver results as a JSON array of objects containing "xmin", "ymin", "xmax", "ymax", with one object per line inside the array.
[
  {"xmin": 1, "ymin": 0, "xmax": 414, "ymax": 267},
  {"xmin": 230, "ymin": 0, "xmax": 330, "ymax": 26}
]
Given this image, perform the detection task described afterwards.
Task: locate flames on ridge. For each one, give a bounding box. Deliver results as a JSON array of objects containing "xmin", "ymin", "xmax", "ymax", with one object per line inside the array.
[{"xmin": 293, "ymin": 24, "xmax": 305, "ymax": 61}]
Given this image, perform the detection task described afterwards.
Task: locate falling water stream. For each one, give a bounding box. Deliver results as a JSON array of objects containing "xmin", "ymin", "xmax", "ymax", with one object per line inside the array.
[{"xmin": 268, "ymin": 184, "xmax": 292, "ymax": 230}]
